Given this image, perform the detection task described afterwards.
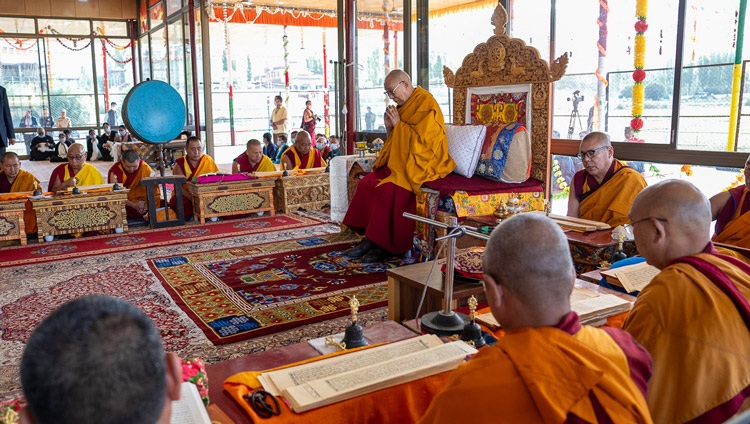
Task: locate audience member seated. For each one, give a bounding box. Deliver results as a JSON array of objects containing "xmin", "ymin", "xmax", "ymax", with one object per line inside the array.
[
  {"xmin": 232, "ymin": 138, "xmax": 276, "ymax": 174},
  {"xmin": 48, "ymin": 143, "xmax": 104, "ymax": 192},
  {"xmin": 97, "ymin": 123, "xmax": 116, "ymax": 161},
  {"xmin": 343, "ymin": 69, "xmax": 454, "ymax": 262},
  {"xmin": 171, "ymin": 136, "xmax": 218, "ymax": 219},
  {"xmin": 315, "ymin": 135, "xmax": 333, "ymax": 161},
  {"xmin": 328, "ymin": 134, "xmax": 340, "ymax": 158},
  {"xmin": 421, "ymin": 213, "xmax": 652, "ymax": 423},
  {"xmin": 115, "ymin": 125, "xmax": 134, "ymax": 143},
  {"xmin": 710, "ymin": 153, "xmax": 750, "ymax": 249},
  {"xmin": 55, "ymin": 109, "xmax": 71, "ymax": 128},
  {"xmin": 85, "ymin": 129, "xmax": 99, "ymax": 161},
  {"xmin": 50, "ymin": 130, "xmax": 74, "ymax": 163},
  {"xmin": 19, "ymin": 295, "xmax": 182, "ymax": 424},
  {"xmin": 0, "ymin": 152, "xmax": 39, "ymax": 193},
  {"xmin": 29, "ymin": 128, "xmax": 55, "ymax": 161},
  {"xmin": 274, "ymin": 133, "xmax": 289, "ymax": 164},
  {"xmin": 109, "ymin": 149, "xmax": 159, "ymax": 220},
  {"xmin": 280, "ymin": 131, "xmax": 323, "ymax": 171},
  {"xmin": 567, "ymin": 131, "xmax": 647, "ymax": 226},
  {"xmin": 622, "ymin": 179, "xmax": 750, "ymax": 423},
  {"xmin": 262, "ymin": 132, "xmax": 278, "ymax": 161}
]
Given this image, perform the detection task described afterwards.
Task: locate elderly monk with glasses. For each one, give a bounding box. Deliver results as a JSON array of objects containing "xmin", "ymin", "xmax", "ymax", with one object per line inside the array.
[
  {"xmin": 48, "ymin": 142, "xmax": 104, "ymax": 192},
  {"xmin": 623, "ymin": 179, "xmax": 750, "ymax": 423},
  {"xmin": 342, "ymin": 69, "xmax": 455, "ymax": 263},
  {"xmin": 567, "ymin": 131, "xmax": 647, "ymax": 226}
]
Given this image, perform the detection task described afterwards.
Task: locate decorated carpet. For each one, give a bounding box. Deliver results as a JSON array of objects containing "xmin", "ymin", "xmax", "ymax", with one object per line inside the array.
[
  {"xmin": 148, "ymin": 232, "xmax": 402, "ymax": 344},
  {"xmin": 0, "ymin": 214, "xmax": 390, "ymax": 402},
  {"xmin": 0, "ymin": 214, "xmax": 322, "ymax": 268}
]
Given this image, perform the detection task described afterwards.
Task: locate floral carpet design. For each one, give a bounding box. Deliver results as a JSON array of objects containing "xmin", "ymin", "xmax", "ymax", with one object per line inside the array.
[{"xmin": 148, "ymin": 232, "xmax": 402, "ymax": 344}]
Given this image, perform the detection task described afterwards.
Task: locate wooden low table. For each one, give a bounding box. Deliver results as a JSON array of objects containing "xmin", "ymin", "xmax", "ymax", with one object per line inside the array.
[
  {"xmin": 185, "ymin": 178, "xmax": 276, "ymax": 224},
  {"xmin": 205, "ymin": 321, "xmax": 418, "ymax": 423},
  {"xmin": 387, "ymin": 260, "xmax": 486, "ymax": 324},
  {"xmin": 31, "ymin": 190, "xmax": 129, "ymax": 242},
  {"xmin": 274, "ymin": 173, "xmax": 330, "ymax": 213},
  {"xmin": 0, "ymin": 199, "xmax": 28, "ymax": 246}
]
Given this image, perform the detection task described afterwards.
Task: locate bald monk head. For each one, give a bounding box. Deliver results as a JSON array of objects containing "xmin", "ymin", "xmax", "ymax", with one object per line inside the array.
[
  {"xmin": 628, "ymin": 179, "xmax": 711, "ymax": 269},
  {"xmin": 1, "ymin": 152, "xmax": 22, "ymax": 183},
  {"xmin": 482, "ymin": 213, "xmax": 576, "ymax": 331},
  {"xmin": 578, "ymin": 131, "xmax": 614, "ymax": 183},
  {"xmin": 384, "ymin": 69, "xmax": 415, "ymax": 106},
  {"xmin": 66, "ymin": 143, "xmax": 87, "ymax": 173}
]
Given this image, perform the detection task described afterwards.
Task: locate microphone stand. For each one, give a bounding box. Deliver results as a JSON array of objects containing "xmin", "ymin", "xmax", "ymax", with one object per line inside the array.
[{"xmin": 403, "ymin": 213, "xmax": 490, "ymax": 336}]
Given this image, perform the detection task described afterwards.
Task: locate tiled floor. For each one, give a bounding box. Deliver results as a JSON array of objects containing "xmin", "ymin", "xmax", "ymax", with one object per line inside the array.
[{"xmin": 22, "ymin": 157, "xmax": 233, "ymax": 190}]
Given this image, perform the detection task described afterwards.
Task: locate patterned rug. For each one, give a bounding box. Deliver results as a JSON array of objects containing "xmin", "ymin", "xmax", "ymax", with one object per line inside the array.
[
  {"xmin": 0, "ymin": 216, "xmax": 395, "ymax": 402},
  {"xmin": 0, "ymin": 214, "xmax": 322, "ymax": 268},
  {"xmin": 148, "ymin": 232, "xmax": 401, "ymax": 344}
]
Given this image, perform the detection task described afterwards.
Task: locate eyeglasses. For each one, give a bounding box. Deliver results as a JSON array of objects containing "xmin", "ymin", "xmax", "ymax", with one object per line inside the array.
[
  {"xmin": 243, "ymin": 390, "xmax": 280, "ymax": 418},
  {"xmin": 577, "ymin": 145, "xmax": 609, "ymax": 160},
  {"xmin": 384, "ymin": 81, "xmax": 404, "ymax": 97},
  {"xmin": 630, "ymin": 216, "xmax": 668, "ymax": 226},
  {"xmin": 67, "ymin": 154, "xmax": 85, "ymax": 160}
]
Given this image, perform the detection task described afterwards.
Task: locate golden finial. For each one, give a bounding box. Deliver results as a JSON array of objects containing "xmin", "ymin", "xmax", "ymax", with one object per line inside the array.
[
  {"xmin": 468, "ymin": 295, "xmax": 478, "ymax": 321},
  {"xmin": 350, "ymin": 295, "xmax": 360, "ymax": 323}
]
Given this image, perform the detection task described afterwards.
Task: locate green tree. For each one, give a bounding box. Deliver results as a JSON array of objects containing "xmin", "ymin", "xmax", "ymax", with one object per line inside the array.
[
  {"xmin": 306, "ymin": 56, "xmax": 323, "ymax": 74},
  {"xmin": 246, "ymin": 55, "xmax": 253, "ymax": 82}
]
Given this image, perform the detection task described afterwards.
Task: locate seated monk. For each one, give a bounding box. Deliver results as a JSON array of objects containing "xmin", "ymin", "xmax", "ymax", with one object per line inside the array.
[
  {"xmin": 232, "ymin": 138, "xmax": 276, "ymax": 174},
  {"xmin": 108, "ymin": 149, "xmax": 159, "ymax": 220},
  {"xmin": 567, "ymin": 131, "xmax": 647, "ymax": 226},
  {"xmin": 0, "ymin": 152, "xmax": 41, "ymax": 234},
  {"xmin": 420, "ymin": 213, "xmax": 652, "ymax": 423},
  {"xmin": 48, "ymin": 143, "xmax": 104, "ymax": 192},
  {"xmin": 280, "ymin": 131, "xmax": 323, "ymax": 171},
  {"xmin": 710, "ymin": 153, "xmax": 750, "ymax": 249},
  {"xmin": 170, "ymin": 136, "xmax": 218, "ymax": 219},
  {"xmin": 622, "ymin": 179, "xmax": 750, "ymax": 422},
  {"xmin": 343, "ymin": 69, "xmax": 454, "ymax": 262}
]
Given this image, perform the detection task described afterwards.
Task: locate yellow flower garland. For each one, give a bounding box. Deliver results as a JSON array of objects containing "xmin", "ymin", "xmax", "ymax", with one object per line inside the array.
[{"xmin": 631, "ymin": 0, "xmax": 648, "ymax": 133}]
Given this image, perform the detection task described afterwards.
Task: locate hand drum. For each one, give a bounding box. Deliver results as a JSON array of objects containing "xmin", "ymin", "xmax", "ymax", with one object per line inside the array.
[{"xmin": 122, "ymin": 80, "xmax": 186, "ymax": 144}]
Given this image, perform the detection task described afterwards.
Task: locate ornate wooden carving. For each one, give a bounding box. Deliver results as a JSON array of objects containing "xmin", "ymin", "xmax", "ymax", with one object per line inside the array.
[
  {"xmin": 185, "ymin": 178, "xmax": 276, "ymax": 224},
  {"xmin": 443, "ymin": 2, "xmax": 568, "ymax": 196}
]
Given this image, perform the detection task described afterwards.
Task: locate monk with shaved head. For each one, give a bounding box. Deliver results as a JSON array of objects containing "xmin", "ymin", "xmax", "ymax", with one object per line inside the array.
[
  {"xmin": 623, "ymin": 179, "xmax": 750, "ymax": 422},
  {"xmin": 421, "ymin": 214, "xmax": 652, "ymax": 423}
]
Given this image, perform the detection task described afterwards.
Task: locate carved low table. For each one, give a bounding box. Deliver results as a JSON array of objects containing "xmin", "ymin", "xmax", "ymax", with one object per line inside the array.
[
  {"xmin": 0, "ymin": 199, "xmax": 28, "ymax": 246},
  {"xmin": 31, "ymin": 190, "xmax": 129, "ymax": 242},
  {"xmin": 185, "ymin": 178, "xmax": 276, "ymax": 224},
  {"xmin": 274, "ymin": 173, "xmax": 330, "ymax": 213}
]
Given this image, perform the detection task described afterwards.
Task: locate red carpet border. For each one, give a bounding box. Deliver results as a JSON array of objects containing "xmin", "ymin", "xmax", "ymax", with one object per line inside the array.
[
  {"xmin": 0, "ymin": 214, "xmax": 323, "ymax": 268},
  {"xmin": 148, "ymin": 232, "xmax": 402, "ymax": 345}
]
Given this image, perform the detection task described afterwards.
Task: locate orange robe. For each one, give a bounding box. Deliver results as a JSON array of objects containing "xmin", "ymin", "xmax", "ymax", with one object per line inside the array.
[
  {"xmin": 108, "ymin": 159, "xmax": 159, "ymax": 219},
  {"xmin": 623, "ymin": 247, "xmax": 750, "ymax": 423},
  {"xmin": 342, "ymin": 87, "xmax": 455, "ymax": 253},
  {"xmin": 169, "ymin": 154, "xmax": 218, "ymax": 218},
  {"xmin": 574, "ymin": 159, "xmax": 647, "ymax": 226},
  {"xmin": 421, "ymin": 314, "xmax": 652, "ymax": 423},
  {"xmin": 282, "ymin": 146, "xmax": 323, "ymax": 170},
  {"xmin": 713, "ymin": 186, "xmax": 750, "ymax": 248},
  {"xmin": 0, "ymin": 169, "xmax": 41, "ymax": 234}
]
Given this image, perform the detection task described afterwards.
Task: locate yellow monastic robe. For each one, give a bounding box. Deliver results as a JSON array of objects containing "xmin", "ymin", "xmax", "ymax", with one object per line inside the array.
[
  {"xmin": 109, "ymin": 160, "xmax": 159, "ymax": 206},
  {"xmin": 0, "ymin": 169, "xmax": 41, "ymax": 234},
  {"xmin": 420, "ymin": 326, "xmax": 652, "ymax": 423},
  {"xmin": 578, "ymin": 160, "xmax": 647, "ymax": 226},
  {"xmin": 713, "ymin": 187, "xmax": 750, "ymax": 248},
  {"xmin": 374, "ymin": 86, "xmax": 455, "ymax": 194},
  {"xmin": 252, "ymin": 155, "xmax": 276, "ymax": 173},
  {"xmin": 623, "ymin": 252, "xmax": 750, "ymax": 423}
]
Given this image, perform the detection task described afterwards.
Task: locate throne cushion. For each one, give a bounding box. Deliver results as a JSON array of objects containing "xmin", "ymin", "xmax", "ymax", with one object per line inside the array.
[
  {"xmin": 445, "ymin": 124, "xmax": 486, "ymax": 178},
  {"xmin": 475, "ymin": 122, "xmax": 532, "ymax": 183}
]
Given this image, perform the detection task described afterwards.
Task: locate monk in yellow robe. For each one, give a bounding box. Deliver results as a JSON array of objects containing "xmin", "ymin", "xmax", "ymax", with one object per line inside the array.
[
  {"xmin": 233, "ymin": 139, "xmax": 276, "ymax": 174},
  {"xmin": 343, "ymin": 70, "xmax": 455, "ymax": 262},
  {"xmin": 108, "ymin": 149, "xmax": 159, "ymax": 220},
  {"xmin": 421, "ymin": 214, "xmax": 653, "ymax": 424},
  {"xmin": 0, "ymin": 152, "xmax": 41, "ymax": 234},
  {"xmin": 568, "ymin": 132, "xmax": 647, "ymax": 226},
  {"xmin": 623, "ymin": 179, "xmax": 750, "ymax": 423},
  {"xmin": 710, "ymin": 153, "xmax": 750, "ymax": 249},
  {"xmin": 48, "ymin": 143, "xmax": 104, "ymax": 192},
  {"xmin": 280, "ymin": 131, "xmax": 324, "ymax": 171},
  {"xmin": 171, "ymin": 136, "xmax": 218, "ymax": 219}
]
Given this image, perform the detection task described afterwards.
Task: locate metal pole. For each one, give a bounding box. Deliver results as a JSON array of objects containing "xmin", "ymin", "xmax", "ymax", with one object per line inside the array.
[{"xmin": 442, "ymin": 217, "xmax": 458, "ymax": 314}]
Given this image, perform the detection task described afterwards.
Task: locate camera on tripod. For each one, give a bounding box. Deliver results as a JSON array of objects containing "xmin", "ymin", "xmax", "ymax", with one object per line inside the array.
[{"xmin": 567, "ymin": 90, "xmax": 584, "ymax": 111}]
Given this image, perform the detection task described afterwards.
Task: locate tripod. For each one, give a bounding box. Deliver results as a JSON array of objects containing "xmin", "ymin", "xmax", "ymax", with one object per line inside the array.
[{"xmin": 567, "ymin": 103, "xmax": 584, "ymax": 139}]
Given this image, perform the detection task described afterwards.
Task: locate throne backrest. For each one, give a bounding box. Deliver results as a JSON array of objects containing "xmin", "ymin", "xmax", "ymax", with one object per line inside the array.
[{"xmin": 443, "ymin": 2, "xmax": 568, "ymax": 197}]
